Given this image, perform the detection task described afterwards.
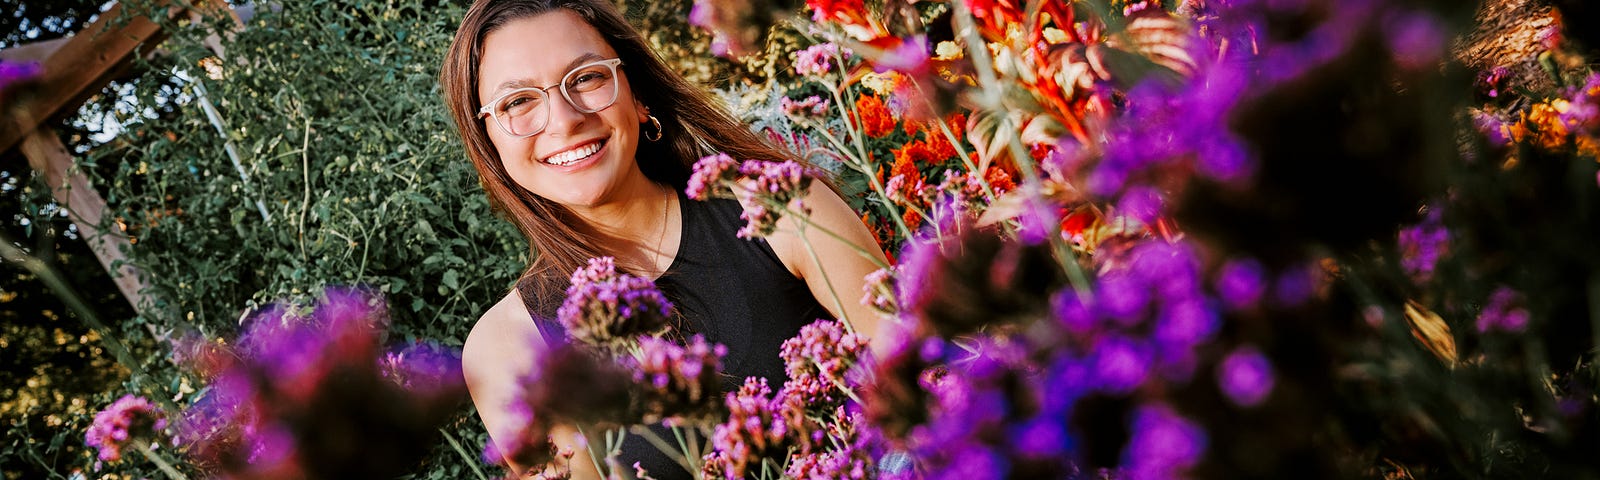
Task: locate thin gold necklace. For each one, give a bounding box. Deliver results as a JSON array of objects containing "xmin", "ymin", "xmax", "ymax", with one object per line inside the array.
[{"xmin": 653, "ymin": 189, "xmax": 671, "ymax": 278}]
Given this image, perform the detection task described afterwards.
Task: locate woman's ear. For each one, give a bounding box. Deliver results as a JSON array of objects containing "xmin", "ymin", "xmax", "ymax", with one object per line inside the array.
[{"xmin": 636, "ymin": 100, "xmax": 650, "ymax": 123}]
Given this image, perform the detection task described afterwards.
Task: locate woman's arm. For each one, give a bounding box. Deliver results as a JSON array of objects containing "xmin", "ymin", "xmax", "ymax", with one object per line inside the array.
[
  {"xmin": 767, "ymin": 185, "xmax": 894, "ymax": 354},
  {"xmin": 463, "ymin": 290, "xmax": 603, "ymax": 479}
]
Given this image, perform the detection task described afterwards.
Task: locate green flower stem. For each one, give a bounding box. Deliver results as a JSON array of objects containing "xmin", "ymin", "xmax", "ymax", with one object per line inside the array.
[
  {"xmin": 670, "ymin": 424, "xmax": 703, "ymax": 475},
  {"xmin": 951, "ymin": 0, "xmax": 1095, "ymax": 294},
  {"xmin": 577, "ymin": 424, "xmax": 609, "ymax": 478},
  {"xmin": 806, "ymin": 78, "xmax": 918, "ymax": 242},
  {"xmin": 628, "ymin": 424, "xmax": 695, "ymax": 475},
  {"xmin": 133, "ymin": 441, "xmax": 190, "ymax": 480},
  {"xmin": 914, "ymin": 80, "xmax": 1000, "ymax": 204},
  {"xmin": 440, "ymin": 427, "xmax": 490, "ymax": 480},
  {"xmin": 824, "ymin": 371, "xmax": 865, "ymax": 405},
  {"xmin": 793, "ymin": 217, "xmax": 854, "ymax": 332},
  {"xmin": 729, "ymin": 184, "xmax": 891, "ymax": 271},
  {"xmin": 791, "ymin": 123, "xmax": 915, "ymax": 242},
  {"xmin": 296, "ymin": 115, "xmax": 314, "ymax": 265}
]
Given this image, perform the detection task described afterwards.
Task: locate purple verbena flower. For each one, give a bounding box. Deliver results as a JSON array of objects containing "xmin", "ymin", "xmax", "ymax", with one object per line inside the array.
[
  {"xmin": 1382, "ymin": 10, "xmax": 1447, "ymax": 70},
  {"xmin": 1476, "ymin": 286, "xmax": 1530, "ymax": 334},
  {"xmin": 1215, "ymin": 258, "xmax": 1266, "ymax": 310},
  {"xmin": 702, "ymin": 378, "xmax": 791, "ymax": 479},
  {"xmin": 794, "ymin": 43, "xmax": 849, "ymax": 77},
  {"xmin": 85, "ymin": 395, "xmax": 167, "ymax": 463},
  {"xmin": 781, "ymin": 95, "xmax": 831, "ymax": 116},
  {"xmin": 1398, "ymin": 206, "xmax": 1449, "ymax": 284},
  {"xmin": 556, "ymin": 257, "xmax": 673, "ymax": 351},
  {"xmin": 181, "ymin": 288, "xmax": 466, "ymax": 479},
  {"xmin": 780, "ymin": 320, "xmax": 869, "ymax": 406},
  {"xmin": 861, "ymin": 266, "xmax": 901, "ymax": 315},
  {"xmin": 1217, "ymin": 346, "xmax": 1275, "ymax": 407},
  {"xmin": 1122, "ymin": 403, "xmax": 1207, "ymax": 480},
  {"xmin": 1093, "ymin": 336, "xmax": 1152, "ymax": 395},
  {"xmin": 631, "ymin": 335, "xmax": 727, "ymax": 425},
  {"xmin": 687, "ymin": 153, "xmax": 740, "ymax": 200}
]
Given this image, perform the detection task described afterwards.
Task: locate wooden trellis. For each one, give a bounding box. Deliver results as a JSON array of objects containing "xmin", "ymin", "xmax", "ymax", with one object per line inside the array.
[{"xmin": 1, "ymin": 0, "xmax": 239, "ymax": 316}]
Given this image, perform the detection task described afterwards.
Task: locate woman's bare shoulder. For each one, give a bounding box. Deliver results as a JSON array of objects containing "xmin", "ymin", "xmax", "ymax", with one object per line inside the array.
[{"xmin": 463, "ymin": 289, "xmax": 544, "ymax": 378}]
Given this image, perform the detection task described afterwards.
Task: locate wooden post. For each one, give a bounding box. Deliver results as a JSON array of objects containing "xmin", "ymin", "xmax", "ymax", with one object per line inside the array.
[{"xmin": 19, "ymin": 128, "xmax": 153, "ymax": 312}]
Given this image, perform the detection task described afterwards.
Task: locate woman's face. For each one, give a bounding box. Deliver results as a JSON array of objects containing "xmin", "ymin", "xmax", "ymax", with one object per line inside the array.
[{"xmin": 477, "ymin": 10, "xmax": 650, "ymax": 211}]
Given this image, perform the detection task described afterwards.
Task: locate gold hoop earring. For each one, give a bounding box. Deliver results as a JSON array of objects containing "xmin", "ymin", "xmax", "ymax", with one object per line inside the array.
[{"xmin": 644, "ymin": 115, "xmax": 663, "ymax": 142}]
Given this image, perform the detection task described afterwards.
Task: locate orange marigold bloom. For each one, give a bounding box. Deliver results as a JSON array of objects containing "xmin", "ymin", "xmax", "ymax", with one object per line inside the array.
[
  {"xmin": 894, "ymin": 140, "xmax": 938, "ymax": 169},
  {"xmin": 855, "ymin": 94, "xmax": 895, "ymax": 138},
  {"xmin": 903, "ymin": 208, "xmax": 924, "ymax": 232},
  {"xmin": 984, "ymin": 165, "xmax": 1016, "ymax": 194},
  {"xmin": 889, "ymin": 146, "xmax": 926, "ymax": 201}
]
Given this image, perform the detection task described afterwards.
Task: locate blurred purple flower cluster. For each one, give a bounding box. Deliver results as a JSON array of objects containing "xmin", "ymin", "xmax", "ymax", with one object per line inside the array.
[
  {"xmin": 855, "ymin": 223, "xmax": 1303, "ymax": 478},
  {"xmin": 1475, "ymin": 286, "xmax": 1530, "ymax": 334},
  {"xmin": 688, "ymin": 153, "xmax": 822, "ymax": 238},
  {"xmin": 793, "ymin": 43, "xmax": 849, "ymax": 77},
  {"xmin": 175, "ymin": 288, "xmax": 466, "ymax": 479},
  {"xmin": 0, "ymin": 60, "xmax": 41, "ymax": 94},
  {"xmin": 1398, "ymin": 206, "xmax": 1450, "ymax": 284},
  {"xmin": 631, "ymin": 335, "xmax": 728, "ymax": 425},
  {"xmin": 557, "ymin": 256, "xmax": 673, "ymax": 352},
  {"xmin": 695, "ymin": 320, "xmax": 869, "ymax": 479},
  {"xmin": 85, "ymin": 394, "xmax": 168, "ymax": 464}
]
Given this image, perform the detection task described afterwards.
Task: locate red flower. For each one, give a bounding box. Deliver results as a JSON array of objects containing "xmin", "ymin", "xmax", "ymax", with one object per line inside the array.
[
  {"xmin": 807, "ymin": 0, "xmax": 867, "ymax": 25},
  {"xmin": 854, "ymin": 94, "xmax": 896, "ymax": 138}
]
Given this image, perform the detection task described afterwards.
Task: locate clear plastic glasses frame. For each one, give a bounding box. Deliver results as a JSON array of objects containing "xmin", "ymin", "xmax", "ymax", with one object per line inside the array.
[{"xmin": 477, "ymin": 58, "xmax": 624, "ymax": 138}]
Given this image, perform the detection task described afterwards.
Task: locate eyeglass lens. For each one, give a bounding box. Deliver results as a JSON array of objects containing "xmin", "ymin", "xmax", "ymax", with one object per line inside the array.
[{"xmin": 491, "ymin": 61, "xmax": 621, "ymax": 137}]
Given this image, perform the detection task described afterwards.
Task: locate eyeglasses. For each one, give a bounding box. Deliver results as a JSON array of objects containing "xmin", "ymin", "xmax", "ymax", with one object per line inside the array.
[{"xmin": 478, "ymin": 58, "xmax": 624, "ymax": 138}]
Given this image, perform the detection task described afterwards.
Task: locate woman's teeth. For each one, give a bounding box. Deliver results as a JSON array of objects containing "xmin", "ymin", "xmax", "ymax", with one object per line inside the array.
[{"xmin": 545, "ymin": 141, "xmax": 603, "ymax": 166}]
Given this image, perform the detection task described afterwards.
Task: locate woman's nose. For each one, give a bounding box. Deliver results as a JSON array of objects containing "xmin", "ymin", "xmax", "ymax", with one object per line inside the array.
[{"xmin": 542, "ymin": 94, "xmax": 586, "ymax": 135}]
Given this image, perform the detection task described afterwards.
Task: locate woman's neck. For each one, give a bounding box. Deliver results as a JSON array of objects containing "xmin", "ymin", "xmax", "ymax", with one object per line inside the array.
[{"xmin": 571, "ymin": 179, "xmax": 677, "ymax": 277}]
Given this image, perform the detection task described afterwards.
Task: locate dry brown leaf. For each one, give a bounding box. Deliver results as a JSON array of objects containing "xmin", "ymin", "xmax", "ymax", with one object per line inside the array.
[{"xmin": 1403, "ymin": 300, "xmax": 1458, "ymax": 367}]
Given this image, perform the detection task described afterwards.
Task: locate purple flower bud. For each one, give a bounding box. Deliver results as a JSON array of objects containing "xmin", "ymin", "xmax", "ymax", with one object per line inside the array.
[
  {"xmin": 1122, "ymin": 404, "xmax": 1207, "ymax": 478},
  {"xmin": 1216, "ymin": 259, "xmax": 1266, "ymax": 310},
  {"xmin": 1094, "ymin": 336, "xmax": 1151, "ymax": 394},
  {"xmin": 1476, "ymin": 286, "xmax": 1530, "ymax": 334},
  {"xmin": 1218, "ymin": 346, "xmax": 1275, "ymax": 407}
]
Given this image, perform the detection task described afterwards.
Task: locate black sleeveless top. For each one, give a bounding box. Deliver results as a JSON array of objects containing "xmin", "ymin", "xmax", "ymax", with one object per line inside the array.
[{"xmin": 515, "ymin": 190, "xmax": 831, "ymax": 479}]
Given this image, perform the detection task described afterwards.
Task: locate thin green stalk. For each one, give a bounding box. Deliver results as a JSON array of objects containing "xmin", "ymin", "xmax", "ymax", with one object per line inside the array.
[
  {"xmin": 794, "ymin": 219, "xmax": 853, "ymax": 331},
  {"xmin": 295, "ymin": 114, "xmax": 314, "ymax": 265},
  {"xmin": 671, "ymin": 424, "xmax": 702, "ymax": 475},
  {"xmin": 440, "ymin": 427, "xmax": 490, "ymax": 480},
  {"xmin": 628, "ymin": 425, "xmax": 695, "ymax": 475},
  {"xmin": 577, "ymin": 425, "xmax": 608, "ymax": 478},
  {"xmin": 134, "ymin": 442, "xmax": 189, "ymax": 480},
  {"xmin": 764, "ymin": 195, "xmax": 890, "ymax": 270},
  {"xmin": 810, "ymin": 95, "xmax": 918, "ymax": 241}
]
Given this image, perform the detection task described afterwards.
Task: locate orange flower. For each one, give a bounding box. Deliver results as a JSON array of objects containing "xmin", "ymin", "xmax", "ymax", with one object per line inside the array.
[
  {"xmin": 889, "ymin": 146, "xmax": 926, "ymax": 201},
  {"xmin": 902, "ymin": 208, "xmax": 924, "ymax": 232},
  {"xmin": 984, "ymin": 165, "xmax": 1016, "ymax": 194},
  {"xmin": 854, "ymin": 94, "xmax": 895, "ymax": 138}
]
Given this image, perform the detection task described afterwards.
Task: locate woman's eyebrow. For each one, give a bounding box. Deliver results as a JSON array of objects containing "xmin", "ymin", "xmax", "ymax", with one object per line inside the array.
[{"xmin": 492, "ymin": 52, "xmax": 607, "ymax": 92}]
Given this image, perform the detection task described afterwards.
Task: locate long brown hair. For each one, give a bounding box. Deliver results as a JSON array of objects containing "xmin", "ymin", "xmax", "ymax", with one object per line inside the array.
[{"xmin": 441, "ymin": 0, "xmax": 799, "ymax": 308}]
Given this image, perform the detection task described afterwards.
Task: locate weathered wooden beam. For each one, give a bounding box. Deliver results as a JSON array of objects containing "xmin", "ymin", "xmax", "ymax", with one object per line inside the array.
[
  {"xmin": 19, "ymin": 127, "xmax": 153, "ymax": 313},
  {"xmin": 0, "ymin": 0, "xmax": 184, "ymax": 154},
  {"xmin": 0, "ymin": 38, "xmax": 70, "ymax": 64}
]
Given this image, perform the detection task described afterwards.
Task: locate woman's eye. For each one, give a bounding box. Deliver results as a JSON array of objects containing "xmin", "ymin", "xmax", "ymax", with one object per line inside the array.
[
  {"xmin": 501, "ymin": 94, "xmax": 541, "ymax": 112},
  {"xmin": 570, "ymin": 71, "xmax": 608, "ymax": 88}
]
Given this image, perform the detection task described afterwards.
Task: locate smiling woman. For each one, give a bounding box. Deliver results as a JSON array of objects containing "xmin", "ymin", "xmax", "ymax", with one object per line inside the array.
[{"xmin": 437, "ymin": 1, "xmax": 889, "ymax": 479}]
